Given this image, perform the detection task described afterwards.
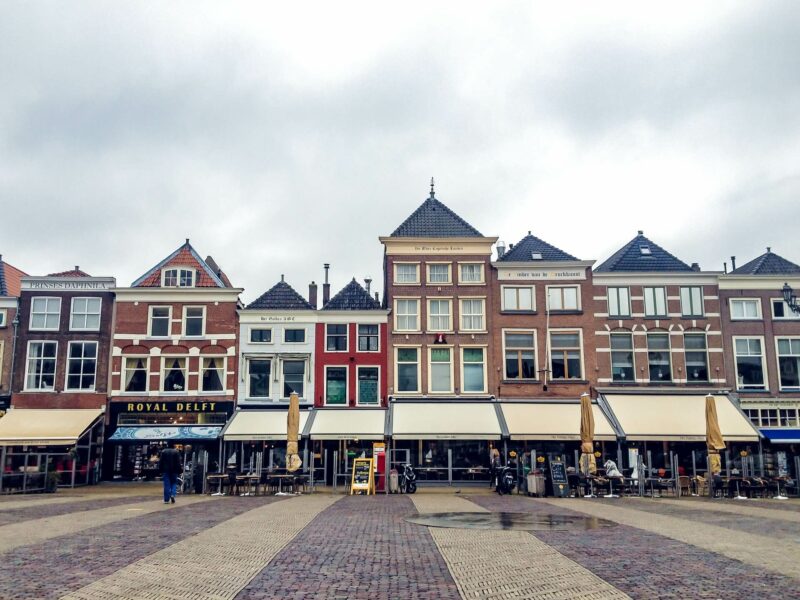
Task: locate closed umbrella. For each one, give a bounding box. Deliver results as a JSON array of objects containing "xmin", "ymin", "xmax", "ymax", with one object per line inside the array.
[
  {"xmin": 705, "ymin": 394, "xmax": 725, "ymax": 476},
  {"xmin": 286, "ymin": 392, "xmax": 302, "ymax": 472},
  {"xmin": 579, "ymin": 393, "xmax": 597, "ymax": 476}
]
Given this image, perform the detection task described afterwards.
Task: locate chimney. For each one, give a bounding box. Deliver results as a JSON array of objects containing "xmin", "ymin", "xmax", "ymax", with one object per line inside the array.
[
  {"xmin": 364, "ymin": 277, "xmax": 372, "ymax": 294},
  {"xmin": 323, "ymin": 263, "xmax": 331, "ymax": 305},
  {"xmin": 691, "ymin": 262, "xmax": 700, "ymax": 272},
  {"xmin": 723, "ymin": 262, "xmax": 728, "ymax": 274},
  {"xmin": 308, "ymin": 281, "xmax": 318, "ymax": 308},
  {"xmin": 75, "ymin": 265, "xmax": 80, "ymax": 271},
  {"xmin": 730, "ymin": 256, "xmax": 736, "ymax": 271},
  {"xmin": 496, "ymin": 240, "xmax": 506, "ymax": 259},
  {"xmin": 374, "ymin": 292, "xmax": 380, "ymax": 303}
]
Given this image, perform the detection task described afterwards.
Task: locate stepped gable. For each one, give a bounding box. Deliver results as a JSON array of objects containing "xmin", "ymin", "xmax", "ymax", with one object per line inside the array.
[
  {"xmin": 131, "ymin": 239, "xmax": 227, "ymax": 288},
  {"xmin": 730, "ymin": 249, "xmax": 800, "ymax": 275},
  {"xmin": 247, "ymin": 279, "xmax": 313, "ymax": 310},
  {"xmin": 595, "ymin": 231, "xmax": 693, "ymax": 273},
  {"xmin": 391, "ymin": 186, "xmax": 482, "ymax": 238},
  {"xmin": 498, "ymin": 232, "xmax": 578, "ymax": 262},
  {"xmin": 323, "ymin": 278, "xmax": 381, "ymax": 310},
  {"xmin": 0, "ymin": 257, "xmax": 27, "ymax": 297}
]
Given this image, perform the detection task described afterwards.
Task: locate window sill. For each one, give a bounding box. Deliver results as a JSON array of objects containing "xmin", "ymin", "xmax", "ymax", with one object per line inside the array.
[
  {"xmin": 642, "ymin": 316, "xmax": 669, "ymax": 320},
  {"xmin": 608, "ymin": 316, "xmax": 633, "ymax": 320},
  {"xmin": 736, "ymin": 388, "xmax": 770, "ymax": 394},
  {"xmin": 502, "ymin": 379, "xmax": 541, "ymax": 384},
  {"xmin": 548, "ymin": 310, "xmax": 583, "ymax": 316},
  {"xmin": 730, "ymin": 319, "xmax": 764, "ymax": 322},
  {"xmin": 547, "ymin": 379, "xmax": 588, "ymax": 385},
  {"xmin": 501, "ymin": 311, "xmax": 537, "ymax": 315}
]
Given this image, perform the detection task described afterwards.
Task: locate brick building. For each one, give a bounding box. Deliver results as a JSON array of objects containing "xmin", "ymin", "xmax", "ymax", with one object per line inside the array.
[{"xmin": 0, "ymin": 256, "xmax": 26, "ymax": 409}]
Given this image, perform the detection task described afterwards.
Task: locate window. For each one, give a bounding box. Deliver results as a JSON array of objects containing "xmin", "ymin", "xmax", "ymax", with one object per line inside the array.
[
  {"xmin": 743, "ymin": 408, "xmax": 759, "ymax": 426},
  {"xmin": 70, "ymin": 297, "xmax": 101, "ymax": 330},
  {"xmin": 357, "ymin": 324, "xmax": 379, "ymax": 352},
  {"xmin": 429, "ymin": 348, "xmax": 452, "ymax": 392},
  {"xmin": 326, "ymin": 324, "xmax": 348, "ymax": 352},
  {"xmin": 394, "ymin": 263, "xmax": 419, "ymax": 284},
  {"xmin": 395, "ymin": 299, "xmax": 419, "ymax": 331},
  {"xmin": 183, "ymin": 306, "xmax": 205, "ymax": 337},
  {"xmin": 30, "ymin": 297, "xmax": 61, "ymax": 330},
  {"xmin": 643, "ymin": 287, "xmax": 667, "ymax": 317},
  {"xmin": 201, "ymin": 357, "xmax": 225, "ymax": 392},
  {"xmin": 761, "ymin": 409, "xmax": 778, "ymax": 427},
  {"xmin": 66, "ymin": 341, "xmax": 97, "ymax": 391},
  {"xmin": 734, "ymin": 338, "xmax": 765, "ymax": 389},
  {"xmin": 250, "ymin": 328, "xmax": 272, "ymax": 343},
  {"xmin": 459, "ymin": 263, "xmax": 484, "ymax": 283},
  {"xmin": 460, "ymin": 299, "xmax": 485, "ymax": 331},
  {"xmin": 283, "ymin": 360, "xmax": 305, "ymax": 397},
  {"xmin": 547, "ymin": 286, "xmax": 579, "ymax": 311},
  {"xmin": 396, "ymin": 348, "xmax": 419, "ymax": 393},
  {"xmin": 162, "ymin": 268, "xmax": 195, "ymax": 287},
  {"xmin": 730, "ymin": 299, "xmax": 760, "ymax": 320},
  {"xmin": 502, "ymin": 286, "xmax": 534, "ymax": 311},
  {"xmin": 777, "ymin": 338, "xmax": 800, "ymax": 390},
  {"xmin": 161, "ymin": 357, "xmax": 187, "ymax": 392},
  {"xmin": 780, "ymin": 408, "xmax": 799, "ymax": 427},
  {"xmin": 610, "ymin": 333, "xmax": 634, "ymax": 382},
  {"xmin": 647, "ymin": 334, "xmax": 671, "ymax": 382},
  {"xmin": 504, "ymin": 331, "xmax": 536, "ymax": 380},
  {"xmin": 357, "ymin": 367, "xmax": 379, "ymax": 404},
  {"xmin": 772, "ymin": 299, "xmax": 800, "ymax": 320},
  {"xmin": 684, "ymin": 333, "xmax": 709, "ymax": 382},
  {"xmin": 25, "ymin": 342, "xmax": 57, "ymax": 390},
  {"xmin": 0, "ymin": 309, "xmax": 6, "ymax": 327},
  {"xmin": 284, "ymin": 328, "xmax": 306, "ymax": 343},
  {"xmin": 149, "ymin": 307, "xmax": 171, "ymax": 337},
  {"xmin": 607, "ymin": 287, "xmax": 631, "ymax": 317},
  {"xmin": 680, "ymin": 287, "xmax": 704, "ymax": 317},
  {"xmin": 462, "ymin": 348, "xmax": 486, "ymax": 393},
  {"xmin": 427, "ymin": 263, "xmax": 451, "ymax": 284},
  {"xmin": 123, "ymin": 357, "xmax": 148, "ymax": 392},
  {"xmin": 428, "ymin": 299, "xmax": 451, "ymax": 332},
  {"xmin": 325, "ymin": 367, "xmax": 347, "ymax": 405},
  {"xmin": 550, "ymin": 331, "xmax": 582, "ymax": 379},
  {"xmin": 247, "ymin": 359, "xmax": 270, "ymax": 398}
]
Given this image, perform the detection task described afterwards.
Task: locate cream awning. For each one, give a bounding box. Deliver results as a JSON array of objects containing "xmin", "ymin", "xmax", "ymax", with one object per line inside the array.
[
  {"xmin": 0, "ymin": 408, "xmax": 103, "ymax": 446},
  {"xmin": 500, "ymin": 401, "xmax": 617, "ymax": 441},
  {"xmin": 391, "ymin": 402, "xmax": 502, "ymax": 440},
  {"xmin": 603, "ymin": 394, "xmax": 759, "ymax": 442},
  {"xmin": 222, "ymin": 410, "xmax": 310, "ymax": 441},
  {"xmin": 309, "ymin": 409, "xmax": 386, "ymax": 440}
]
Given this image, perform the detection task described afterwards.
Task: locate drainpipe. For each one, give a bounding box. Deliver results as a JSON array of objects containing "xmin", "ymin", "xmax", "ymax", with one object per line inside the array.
[{"xmin": 8, "ymin": 308, "xmax": 20, "ymax": 403}]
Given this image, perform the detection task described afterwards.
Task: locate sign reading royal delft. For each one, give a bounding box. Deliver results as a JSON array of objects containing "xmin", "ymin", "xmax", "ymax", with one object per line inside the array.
[{"xmin": 117, "ymin": 401, "xmax": 233, "ymax": 414}]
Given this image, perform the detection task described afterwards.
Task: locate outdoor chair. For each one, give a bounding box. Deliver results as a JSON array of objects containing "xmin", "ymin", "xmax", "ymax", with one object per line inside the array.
[
  {"xmin": 746, "ymin": 477, "xmax": 767, "ymax": 498},
  {"xmin": 677, "ymin": 476, "xmax": 691, "ymax": 496}
]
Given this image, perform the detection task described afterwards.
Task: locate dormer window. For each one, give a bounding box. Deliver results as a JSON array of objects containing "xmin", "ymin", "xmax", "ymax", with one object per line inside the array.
[
  {"xmin": 531, "ymin": 252, "xmax": 543, "ymax": 260},
  {"xmin": 162, "ymin": 268, "xmax": 195, "ymax": 288},
  {"xmin": 639, "ymin": 246, "xmax": 652, "ymax": 255}
]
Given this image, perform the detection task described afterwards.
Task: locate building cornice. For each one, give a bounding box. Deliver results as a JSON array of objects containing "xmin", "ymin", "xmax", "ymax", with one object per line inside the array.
[{"xmin": 114, "ymin": 287, "xmax": 243, "ymax": 302}]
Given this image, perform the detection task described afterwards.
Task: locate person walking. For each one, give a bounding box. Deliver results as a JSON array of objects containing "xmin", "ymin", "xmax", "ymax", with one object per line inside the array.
[{"xmin": 159, "ymin": 444, "xmax": 182, "ymax": 504}]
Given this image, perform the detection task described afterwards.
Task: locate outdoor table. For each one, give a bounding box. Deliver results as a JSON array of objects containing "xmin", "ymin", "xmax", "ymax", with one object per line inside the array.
[
  {"xmin": 271, "ymin": 474, "xmax": 295, "ymax": 494},
  {"xmin": 206, "ymin": 473, "xmax": 227, "ymax": 495},
  {"xmin": 236, "ymin": 474, "xmax": 260, "ymax": 496}
]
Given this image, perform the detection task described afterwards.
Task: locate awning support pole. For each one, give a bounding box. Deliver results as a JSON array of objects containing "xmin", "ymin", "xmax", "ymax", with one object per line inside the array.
[
  {"xmin": 447, "ymin": 447, "xmax": 453, "ymax": 487},
  {"xmin": 71, "ymin": 449, "xmax": 77, "ymax": 488},
  {"xmin": 0, "ymin": 445, "xmax": 5, "ymax": 494},
  {"xmin": 759, "ymin": 440, "xmax": 765, "ymax": 477},
  {"xmin": 22, "ymin": 452, "xmax": 29, "ymax": 493}
]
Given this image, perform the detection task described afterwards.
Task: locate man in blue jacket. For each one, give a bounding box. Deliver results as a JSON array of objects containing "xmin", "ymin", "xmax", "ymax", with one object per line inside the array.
[{"xmin": 159, "ymin": 444, "xmax": 182, "ymax": 504}]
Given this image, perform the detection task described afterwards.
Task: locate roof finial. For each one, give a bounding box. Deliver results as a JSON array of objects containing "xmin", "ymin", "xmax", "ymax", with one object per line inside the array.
[
  {"xmin": 185, "ymin": 238, "xmax": 190, "ymax": 246},
  {"xmin": 767, "ymin": 246, "xmax": 771, "ymax": 253},
  {"xmin": 281, "ymin": 274, "xmax": 285, "ymax": 282},
  {"xmin": 429, "ymin": 177, "xmax": 435, "ymax": 199}
]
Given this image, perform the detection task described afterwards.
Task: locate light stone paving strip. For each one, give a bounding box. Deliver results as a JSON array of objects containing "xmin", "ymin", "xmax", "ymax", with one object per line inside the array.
[
  {"xmin": 411, "ymin": 495, "xmax": 630, "ymax": 600},
  {"xmin": 650, "ymin": 497, "xmax": 800, "ymax": 523},
  {"xmin": 62, "ymin": 494, "xmax": 340, "ymax": 600},
  {"xmin": 545, "ymin": 499, "xmax": 800, "ymax": 580},
  {"xmin": 0, "ymin": 491, "xmax": 146, "ymax": 511},
  {"xmin": 0, "ymin": 495, "xmax": 214, "ymax": 553}
]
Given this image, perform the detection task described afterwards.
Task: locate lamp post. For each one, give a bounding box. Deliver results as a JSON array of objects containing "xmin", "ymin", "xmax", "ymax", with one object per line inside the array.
[{"xmin": 782, "ymin": 283, "xmax": 800, "ymax": 315}]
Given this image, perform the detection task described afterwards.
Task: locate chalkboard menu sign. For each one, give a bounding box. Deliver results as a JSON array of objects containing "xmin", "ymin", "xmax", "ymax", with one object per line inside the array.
[
  {"xmin": 549, "ymin": 460, "xmax": 569, "ymax": 498},
  {"xmin": 350, "ymin": 458, "xmax": 375, "ymax": 495}
]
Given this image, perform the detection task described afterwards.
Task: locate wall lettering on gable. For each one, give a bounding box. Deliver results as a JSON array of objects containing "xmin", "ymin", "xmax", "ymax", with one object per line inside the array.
[
  {"xmin": 498, "ymin": 269, "xmax": 586, "ymax": 281},
  {"xmin": 260, "ymin": 316, "xmax": 297, "ymax": 322}
]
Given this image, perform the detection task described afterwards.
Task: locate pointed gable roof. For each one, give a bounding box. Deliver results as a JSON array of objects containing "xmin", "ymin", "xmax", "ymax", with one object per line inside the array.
[
  {"xmin": 0, "ymin": 256, "xmax": 27, "ymax": 297},
  {"xmin": 730, "ymin": 249, "xmax": 800, "ymax": 275},
  {"xmin": 498, "ymin": 232, "xmax": 578, "ymax": 262},
  {"xmin": 48, "ymin": 267, "xmax": 91, "ymax": 277},
  {"xmin": 323, "ymin": 278, "xmax": 381, "ymax": 310},
  {"xmin": 132, "ymin": 240, "xmax": 228, "ymax": 288},
  {"xmin": 595, "ymin": 231, "xmax": 693, "ymax": 273},
  {"xmin": 247, "ymin": 279, "xmax": 313, "ymax": 310},
  {"xmin": 391, "ymin": 186, "xmax": 482, "ymax": 238}
]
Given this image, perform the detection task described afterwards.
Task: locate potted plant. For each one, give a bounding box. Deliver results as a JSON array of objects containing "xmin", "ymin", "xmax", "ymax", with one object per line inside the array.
[{"xmin": 45, "ymin": 471, "xmax": 60, "ymax": 493}]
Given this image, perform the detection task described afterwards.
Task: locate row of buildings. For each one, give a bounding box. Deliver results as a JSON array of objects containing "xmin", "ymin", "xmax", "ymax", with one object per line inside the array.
[{"xmin": 0, "ymin": 185, "xmax": 798, "ymax": 485}]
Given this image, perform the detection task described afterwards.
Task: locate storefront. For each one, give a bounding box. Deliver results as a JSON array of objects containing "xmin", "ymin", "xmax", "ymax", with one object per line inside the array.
[{"xmin": 104, "ymin": 401, "xmax": 233, "ymax": 482}]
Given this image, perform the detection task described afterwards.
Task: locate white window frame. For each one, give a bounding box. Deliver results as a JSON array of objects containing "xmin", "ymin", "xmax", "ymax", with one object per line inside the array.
[
  {"xmin": 730, "ymin": 298, "xmax": 761, "ymax": 320},
  {"xmin": 161, "ymin": 267, "xmax": 196, "ymax": 288},
  {"xmin": 607, "ymin": 287, "xmax": 631, "ymax": 317},
  {"xmin": 428, "ymin": 346, "xmax": 454, "ymax": 394},
  {"xmin": 200, "ymin": 356, "xmax": 227, "ymax": 393},
  {"xmin": 148, "ymin": 306, "xmax": 172, "ymax": 338},
  {"xmin": 393, "ymin": 262, "xmax": 420, "ymax": 285},
  {"xmin": 24, "ymin": 340, "xmax": 58, "ymax": 391},
  {"xmin": 122, "ymin": 356, "xmax": 150, "ymax": 393},
  {"xmin": 245, "ymin": 357, "xmax": 272, "ymax": 399},
  {"xmin": 459, "ymin": 298, "xmax": 485, "ymax": 332},
  {"xmin": 249, "ymin": 327, "xmax": 273, "ymax": 344},
  {"xmin": 427, "ymin": 298, "xmax": 452, "ymax": 332},
  {"xmin": 64, "ymin": 341, "xmax": 98, "ymax": 392},
  {"xmin": 548, "ymin": 329, "xmax": 585, "ymax": 380},
  {"xmin": 680, "ymin": 286, "xmax": 704, "ymax": 317},
  {"xmin": 356, "ymin": 365, "xmax": 381, "ymax": 405},
  {"xmin": 683, "ymin": 332, "xmax": 709, "ymax": 382},
  {"xmin": 356, "ymin": 324, "xmax": 380, "ymax": 353},
  {"xmin": 610, "ymin": 332, "xmax": 635, "ymax": 383},
  {"xmin": 501, "ymin": 285, "xmax": 535, "ymax": 312},
  {"xmin": 394, "ymin": 346, "xmax": 421, "ymax": 394},
  {"xmin": 733, "ymin": 336, "xmax": 767, "ymax": 390},
  {"xmin": 394, "ymin": 298, "xmax": 420, "ymax": 332},
  {"xmin": 325, "ymin": 323, "xmax": 349, "ymax": 353},
  {"xmin": 776, "ymin": 337, "xmax": 800, "ymax": 391},
  {"xmin": 160, "ymin": 356, "xmax": 188, "ymax": 393},
  {"xmin": 182, "ymin": 305, "xmax": 206, "ymax": 337},
  {"xmin": 546, "ymin": 285, "xmax": 581, "ymax": 311},
  {"xmin": 69, "ymin": 297, "xmax": 102, "ymax": 331},
  {"xmin": 283, "ymin": 327, "xmax": 306, "ymax": 344},
  {"xmin": 460, "ymin": 346, "xmax": 487, "ymax": 394},
  {"xmin": 646, "ymin": 332, "xmax": 673, "ymax": 382},
  {"xmin": 0, "ymin": 340, "xmax": 4, "ymax": 387},
  {"xmin": 458, "ymin": 263, "xmax": 485, "ymax": 284},
  {"xmin": 0, "ymin": 309, "xmax": 6, "ymax": 327},
  {"xmin": 29, "ymin": 297, "xmax": 62, "ymax": 331},
  {"xmin": 281, "ymin": 358, "xmax": 308, "ymax": 399},
  {"xmin": 643, "ymin": 286, "xmax": 667, "ymax": 317},
  {"xmin": 772, "ymin": 299, "xmax": 800, "ymax": 320},
  {"xmin": 426, "ymin": 262, "xmax": 452, "ymax": 285},
  {"xmin": 324, "ymin": 365, "xmax": 348, "ymax": 406},
  {"xmin": 502, "ymin": 329, "xmax": 538, "ymax": 380}
]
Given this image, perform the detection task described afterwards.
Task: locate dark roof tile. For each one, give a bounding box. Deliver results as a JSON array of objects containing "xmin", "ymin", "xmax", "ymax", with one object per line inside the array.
[
  {"xmin": 322, "ymin": 278, "xmax": 381, "ymax": 310},
  {"xmin": 730, "ymin": 250, "xmax": 800, "ymax": 275},
  {"xmin": 48, "ymin": 267, "xmax": 91, "ymax": 277},
  {"xmin": 595, "ymin": 232, "xmax": 693, "ymax": 273},
  {"xmin": 247, "ymin": 279, "xmax": 313, "ymax": 310},
  {"xmin": 391, "ymin": 190, "xmax": 482, "ymax": 238},
  {"xmin": 498, "ymin": 232, "xmax": 578, "ymax": 262}
]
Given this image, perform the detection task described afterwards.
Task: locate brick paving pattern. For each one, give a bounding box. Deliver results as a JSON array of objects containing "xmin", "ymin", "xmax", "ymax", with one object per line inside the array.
[
  {"xmin": 661, "ymin": 497, "xmax": 800, "ymax": 521},
  {"xmin": 0, "ymin": 495, "xmax": 153, "ymax": 526},
  {"xmin": 237, "ymin": 495, "xmax": 460, "ymax": 600}
]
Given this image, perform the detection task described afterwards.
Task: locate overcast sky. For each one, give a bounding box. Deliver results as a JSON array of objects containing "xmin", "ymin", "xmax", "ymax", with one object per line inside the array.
[{"xmin": 2, "ymin": 2, "xmax": 799, "ymax": 303}]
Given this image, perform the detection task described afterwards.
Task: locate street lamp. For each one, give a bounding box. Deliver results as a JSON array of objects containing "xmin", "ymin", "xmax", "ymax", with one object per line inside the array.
[{"xmin": 782, "ymin": 283, "xmax": 800, "ymax": 315}]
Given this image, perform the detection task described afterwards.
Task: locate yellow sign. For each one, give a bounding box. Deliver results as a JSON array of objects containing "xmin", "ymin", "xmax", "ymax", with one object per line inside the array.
[{"xmin": 350, "ymin": 458, "xmax": 375, "ymax": 495}]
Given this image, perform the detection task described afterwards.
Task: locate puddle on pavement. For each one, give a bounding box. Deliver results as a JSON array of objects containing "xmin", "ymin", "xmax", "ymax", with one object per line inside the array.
[{"xmin": 406, "ymin": 512, "xmax": 616, "ymax": 531}]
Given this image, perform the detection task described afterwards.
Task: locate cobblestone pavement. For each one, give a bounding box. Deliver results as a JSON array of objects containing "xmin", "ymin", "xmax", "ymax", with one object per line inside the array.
[{"xmin": 0, "ymin": 487, "xmax": 797, "ymax": 599}]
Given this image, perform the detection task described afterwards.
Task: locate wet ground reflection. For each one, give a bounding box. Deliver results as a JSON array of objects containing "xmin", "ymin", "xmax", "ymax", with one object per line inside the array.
[{"xmin": 406, "ymin": 512, "xmax": 616, "ymax": 531}]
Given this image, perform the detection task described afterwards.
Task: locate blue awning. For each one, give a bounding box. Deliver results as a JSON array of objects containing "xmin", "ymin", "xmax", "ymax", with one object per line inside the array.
[
  {"xmin": 761, "ymin": 428, "xmax": 800, "ymax": 444},
  {"xmin": 109, "ymin": 426, "xmax": 222, "ymax": 442}
]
